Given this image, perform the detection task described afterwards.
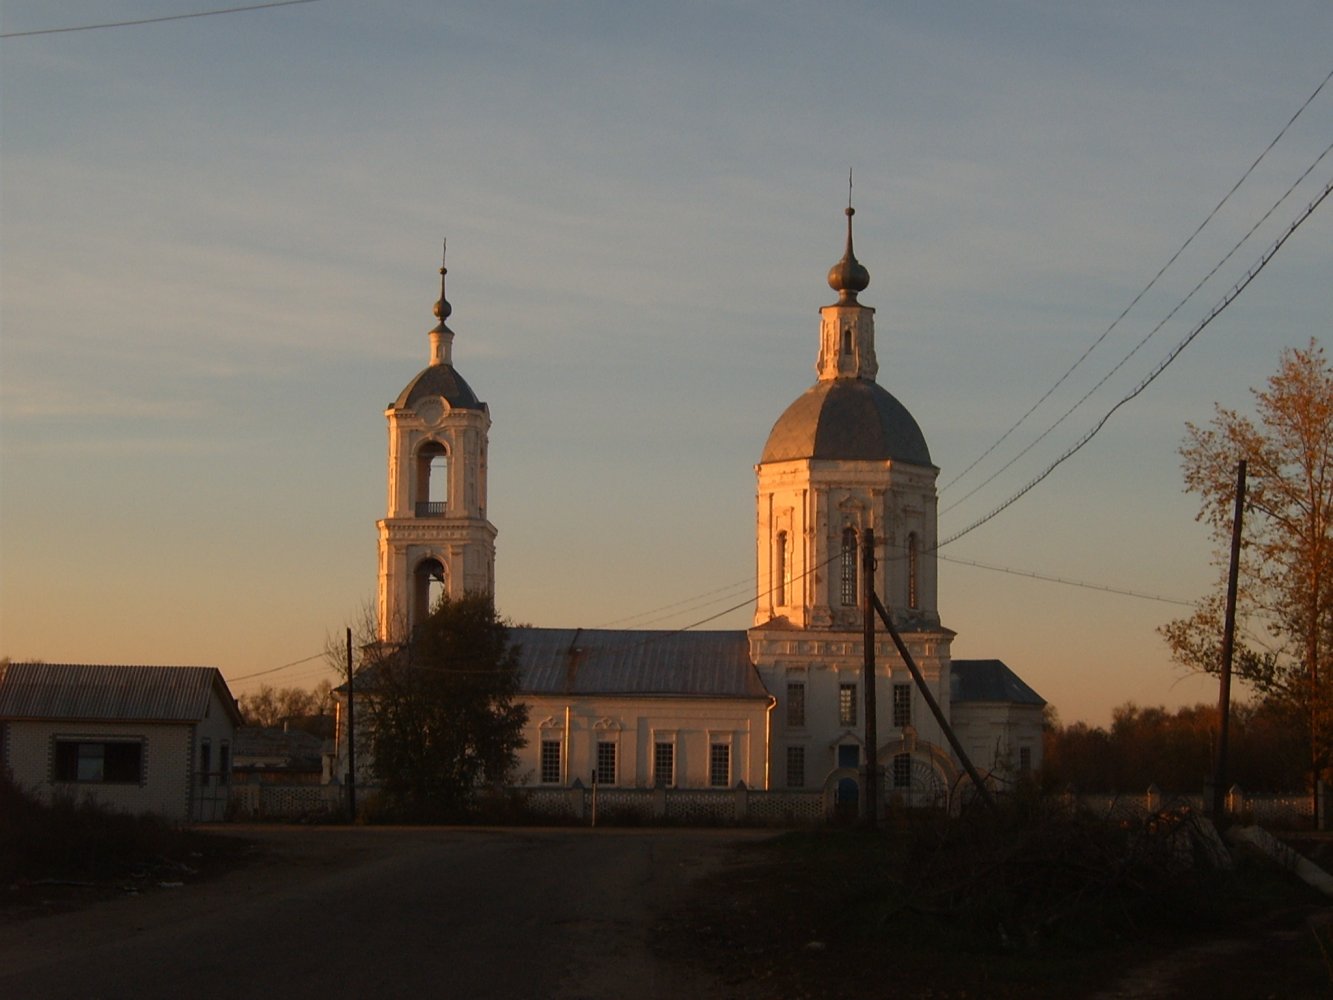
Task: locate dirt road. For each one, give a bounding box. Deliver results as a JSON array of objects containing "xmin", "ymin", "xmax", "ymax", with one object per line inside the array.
[{"xmin": 0, "ymin": 825, "xmax": 771, "ymax": 1000}]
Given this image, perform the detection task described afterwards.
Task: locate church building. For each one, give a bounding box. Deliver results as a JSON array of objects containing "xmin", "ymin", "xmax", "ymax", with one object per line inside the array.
[{"xmin": 359, "ymin": 211, "xmax": 1044, "ymax": 811}]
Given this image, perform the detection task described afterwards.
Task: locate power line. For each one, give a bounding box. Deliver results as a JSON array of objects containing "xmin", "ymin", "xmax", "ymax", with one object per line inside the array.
[
  {"xmin": 0, "ymin": 0, "xmax": 323, "ymax": 38},
  {"xmin": 228, "ymin": 650, "xmax": 327, "ymax": 682},
  {"xmin": 939, "ymin": 172, "xmax": 1333, "ymax": 549},
  {"xmin": 943, "ymin": 138, "xmax": 1333, "ymax": 520},
  {"xmin": 940, "ymin": 65, "xmax": 1333, "ymax": 497},
  {"xmin": 938, "ymin": 554, "xmax": 1194, "ymax": 606}
]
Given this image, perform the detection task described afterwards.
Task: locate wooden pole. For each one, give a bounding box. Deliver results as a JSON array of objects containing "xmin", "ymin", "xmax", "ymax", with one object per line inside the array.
[
  {"xmin": 862, "ymin": 529, "xmax": 879, "ymax": 829},
  {"xmin": 870, "ymin": 592, "xmax": 996, "ymax": 811},
  {"xmin": 346, "ymin": 626, "xmax": 357, "ymax": 823},
  {"xmin": 1212, "ymin": 459, "xmax": 1245, "ymax": 823}
]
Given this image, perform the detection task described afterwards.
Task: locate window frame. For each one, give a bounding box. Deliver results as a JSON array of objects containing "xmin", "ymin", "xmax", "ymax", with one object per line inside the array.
[
  {"xmin": 540, "ymin": 739, "xmax": 562, "ymax": 784},
  {"xmin": 709, "ymin": 742, "xmax": 731, "ymax": 788},
  {"xmin": 595, "ymin": 740, "xmax": 617, "ymax": 786},
  {"xmin": 785, "ymin": 745, "xmax": 806, "ymax": 788},
  {"xmin": 840, "ymin": 528, "xmax": 858, "ymax": 606},
  {"xmin": 653, "ymin": 739, "xmax": 675, "ymax": 788},
  {"xmin": 892, "ymin": 752, "xmax": 912, "ymax": 789},
  {"xmin": 53, "ymin": 737, "xmax": 145, "ymax": 785},
  {"xmin": 786, "ymin": 681, "xmax": 806, "ymax": 728},
  {"xmin": 839, "ymin": 682, "xmax": 857, "ymax": 727},
  {"xmin": 892, "ymin": 683, "xmax": 912, "ymax": 728}
]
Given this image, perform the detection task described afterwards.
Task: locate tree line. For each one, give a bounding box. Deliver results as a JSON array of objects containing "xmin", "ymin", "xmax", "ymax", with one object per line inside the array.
[{"xmin": 1042, "ymin": 699, "xmax": 1307, "ymax": 794}]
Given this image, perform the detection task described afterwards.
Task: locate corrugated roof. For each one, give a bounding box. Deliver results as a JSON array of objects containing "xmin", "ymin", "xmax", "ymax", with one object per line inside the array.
[
  {"xmin": 511, "ymin": 627, "xmax": 768, "ymax": 700},
  {"xmin": 0, "ymin": 663, "xmax": 242, "ymax": 724},
  {"xmin": 950, "ymin": 659, "xmax": 1045, "ymax": 706}
]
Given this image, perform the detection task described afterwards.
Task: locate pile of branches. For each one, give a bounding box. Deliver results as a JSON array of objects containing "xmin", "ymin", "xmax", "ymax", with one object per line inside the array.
[{"xmin": 898, "ymin": 800, "xmax": 1240, "ymax": 951}]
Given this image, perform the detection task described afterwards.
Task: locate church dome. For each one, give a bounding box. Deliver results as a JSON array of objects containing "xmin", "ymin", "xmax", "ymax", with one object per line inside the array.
[
  {"xmin": 392, "ymin": 363, "xmax": 484, "ymax": 411},
  {"xmin": 760, "ymin": 378, "xmax": 932, "ymax": 466}
]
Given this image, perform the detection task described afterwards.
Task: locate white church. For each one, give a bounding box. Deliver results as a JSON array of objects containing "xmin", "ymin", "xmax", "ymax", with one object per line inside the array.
[{"xmin": 358, "ymin": 208, "xmax": 1044, "ymax": 812}]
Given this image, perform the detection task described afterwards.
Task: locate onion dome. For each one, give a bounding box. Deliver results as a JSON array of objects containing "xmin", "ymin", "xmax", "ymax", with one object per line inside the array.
[{"xmin": 826, "ymin": 205, "xmax": 870, "ymax": 304}]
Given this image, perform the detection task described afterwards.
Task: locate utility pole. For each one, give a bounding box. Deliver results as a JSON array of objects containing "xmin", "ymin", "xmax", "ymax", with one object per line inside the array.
[
  {"xmin": 1212, "ymin": 459, "xmax": 1245, "ymax": 823},
  {"xmin": 862, "ymin": 529, "xmax": 879, "ymax": 829},
  {"xmin": 346, "ymin": 626, "xmax": 357, "ymax": 823}
]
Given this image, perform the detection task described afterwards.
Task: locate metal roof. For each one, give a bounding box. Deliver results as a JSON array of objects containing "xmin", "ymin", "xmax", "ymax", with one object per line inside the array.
[
  {"xmin": 760, "ymin": 378, "xmax": 933, "ymax": 467},
  {"xmin": 0, "ymin": 662, "xmax": 242, "ymax": 725},
  {"xmin": 950, "ymin": 659, "xmax": 1045, "ymax": 707},
  {"xmin": 510, "ymin": 627, "xmax": 769, "ymax": 700},
  {"xmin": 393, "ymin": 362, "xmax": 485, "ymax": 411}
]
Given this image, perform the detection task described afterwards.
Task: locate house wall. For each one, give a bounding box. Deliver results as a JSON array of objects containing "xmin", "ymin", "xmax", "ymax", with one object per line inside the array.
[
  {"xmin": 4, "ymin": 720, "xmax": 195, "ymax": 820},
  {"xmin": 950, "ymin": 701, "xmax": 1045, "ymax": 785},
  {"xmin": 515, "ymin": 695, "xmax": 771, "ymax": 790},
  {"xmin": 191, "ymin": 688, "xmax": 239, "ymax": 821}
]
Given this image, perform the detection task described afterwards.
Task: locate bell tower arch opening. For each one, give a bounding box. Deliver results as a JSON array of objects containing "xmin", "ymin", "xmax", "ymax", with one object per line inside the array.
[
  {"xmin": 415, "ymin": 440, "xmax": 449, "ymax": 516},
  {"xmin": 412, "ymin": 557, "xmax": 447, "ymax": 628}
]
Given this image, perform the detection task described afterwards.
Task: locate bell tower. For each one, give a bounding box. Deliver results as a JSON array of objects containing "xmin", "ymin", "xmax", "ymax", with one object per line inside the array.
[{"xmin": 376, "ymin": 246, "xmax": 496, "ymax": 641}]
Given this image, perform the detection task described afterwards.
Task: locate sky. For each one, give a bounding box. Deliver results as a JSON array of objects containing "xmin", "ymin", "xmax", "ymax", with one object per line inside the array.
[{"xmin": 2, "ymin": 1, "xmax": 1331, "ymax": 727}]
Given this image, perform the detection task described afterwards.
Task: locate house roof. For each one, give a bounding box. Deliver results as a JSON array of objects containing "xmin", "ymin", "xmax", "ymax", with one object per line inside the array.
[
  {"xmin": 950, "ymin": 659, "xmax": 1045, "ymax": 707},
  {"xmin": 512, "ymin": 627, "xmax": 768, "ymax": 700},
  {"xmin": 0, "ymin": 662, "xmax": 243, "ymax": 725}
]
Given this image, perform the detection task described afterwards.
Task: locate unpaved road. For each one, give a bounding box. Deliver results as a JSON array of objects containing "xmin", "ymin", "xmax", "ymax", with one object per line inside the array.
[{"xmin": 0, "ymin": 825, "xmax": 772, "ymax": 1000}]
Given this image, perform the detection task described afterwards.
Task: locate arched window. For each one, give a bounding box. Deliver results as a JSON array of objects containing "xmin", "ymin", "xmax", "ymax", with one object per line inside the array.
[
  {"xmin": 907, "ymin": 532, "xmax": 919, "ymax": 610},
  {"xmin": 840, "ymin": 528, "xmax": 858, "ymax": 606},
  {"xmin": 841, "ymin": 326, "xmax": 852, "ymax": 354},
  {"xmin": 775, "ymin": 530, "xmax": 789, "ymax": 606},
  {"xmin": 414, "ymin": 441, "xmax": 448, "ymax": 517},
  {"xmin": 412, "ymin": 558, "xmax": 446, "ymax": 628}
]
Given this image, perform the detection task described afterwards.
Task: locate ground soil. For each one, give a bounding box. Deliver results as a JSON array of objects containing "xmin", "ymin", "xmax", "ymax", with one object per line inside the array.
[{"xmin": 5, "ymin": 824, "xmax": 1332, "ymax": 998}]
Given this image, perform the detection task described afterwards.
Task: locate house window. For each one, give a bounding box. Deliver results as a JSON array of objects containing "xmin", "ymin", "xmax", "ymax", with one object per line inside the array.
[
  {"xmin": 1019, "ymin": 747, "xmax": 1032, "ymax": 774},
  {"xmin": 709, "ymin": 743, "xmax": 731, "ymax": 788},
  {"xmin": 540, "ymin": 740, "xmax": 562, "ymax": 784},
  {"xmin": 653, "ymin": 741, "xmax": 675, "ymax": 787},
  {"xmin": 893, "ymin": 683, "xmax": 912, "ymax": 728},
  {"xmin": 840, "ymin": 528, "xmax": 858, "ymax": 606},
  {"xmin": 219, "ymin": 742, "xmax": 231, "ymax": 785},
  {"xmin": 893, "ymin": 753, "xmax": 912, "ymax": 789},
  {"xmin": 839, "ymin": 683, "xmax": 857, "ymax": 727},
  {"xmin": 54, "ymin": 739, "xmax": 143, "ymax": 784},
  {"xmin": 595, "ymin": 741, "xmax": 617, "ymax": 785},
  {"xmin": 775, "ymin": 530, "xmax": 789, "ymax": 606},
  {"xmin": 200, "ymin": 739, "xmax": 212, "ymax": 786},
  {"xmin": 786, "ymin": 682, "xmax": 806, "ymax": 728},
  {"xmin": 786, "ymin": 745, "xmax": 805, "ymax": 788},
  {"xmin": 907, "ymin": 532, "xmax": 919, "ymax": 610}
]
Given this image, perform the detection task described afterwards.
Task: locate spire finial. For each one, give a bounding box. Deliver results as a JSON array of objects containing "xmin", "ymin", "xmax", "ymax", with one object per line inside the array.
[
  {"xmin": 828, "ymin": 175, "xmax": 870, "ymax": 303},
  {"xmin": 433, "ymin": 239, "xmax": 452, "ymax": 325}
]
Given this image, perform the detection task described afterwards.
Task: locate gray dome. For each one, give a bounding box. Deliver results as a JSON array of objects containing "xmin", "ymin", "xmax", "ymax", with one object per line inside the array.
[
  {"xmin": 760, "ymin": 378, "xmax": 932, "ymax": 466},
  {"xmin": 393, "ymin": 363, "xmax": 485, "ymax": 411}
]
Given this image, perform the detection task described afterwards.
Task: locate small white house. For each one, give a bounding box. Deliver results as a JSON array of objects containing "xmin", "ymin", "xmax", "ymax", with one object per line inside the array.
[{"xmin": 0, "ymin": 662, "xmax": 242, "ymax": 822}]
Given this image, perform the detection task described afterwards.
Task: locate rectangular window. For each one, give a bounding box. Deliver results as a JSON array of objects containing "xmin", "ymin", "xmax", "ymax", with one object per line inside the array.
[
  {"xmin": 653, "ymin": 741, "xmax": 675, "ymax": 787},
  {"xmin": 839, "ymin": 683, "xmax": 857, "ymax": 727},
  {"xmin": 893, "ymin": 753, "xmax": 912, "ymax": 789},
  {"xmin": 54, "ymin": 740, "xmax": 143, "ymax": 784},
  {"xmin": 540, "ymin": 740, "xmax": 562, "ymax": 784},
  {"xmin": 786, "ymin": 682, "xmax": 806, "ymax": 728},
  {"xmin": 219, "ymin": 742, "xmax": 231, "ymax": 784},
  {"xmin": 709, "ymin": 743, "xmax": 731, "ymax": 788},
  {"xmin": 199, "ymin": 739, "xmax": 212, "ymax": 786},
  {"xmin": 786, "ymin": 745, "xmax": 805, "ymax": 788},
  {"xmin": 1019, "ymin": 746, "xmax": 1032, "ymax": 774},
  {"xmin": 893, "ymin": 683, "xmax": 912, "ymax": 728},
  {"xmin": 595, "ymin": 741, "xmax": 617, "ymax": 785}
]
